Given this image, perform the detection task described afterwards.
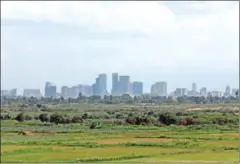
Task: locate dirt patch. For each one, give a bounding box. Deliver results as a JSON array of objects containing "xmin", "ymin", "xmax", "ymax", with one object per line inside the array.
[
  {"xmin": 33, "ymin": 132, "xmax": 56, "ymax": 135},
  {"xmin": 187, "ymin": 106, "xmax": 239, "ymax": 111},
  {"xmin": 18, "ymin": 131, "xmax": 34, "ymax": 136},
  {"xmin": 211, "ymin": 133, "xmax": 239, "ymax": 136},
  {"xmin": 91, "ymin": 138, "xmax": 173, "ymax": 144},
  {"xmin": 1, "ymin": 145, "xmax": 40, "ymax": 152},
  {"xmin": 16, "ymin": 131, "xmax": 56, "ymax": 136}
]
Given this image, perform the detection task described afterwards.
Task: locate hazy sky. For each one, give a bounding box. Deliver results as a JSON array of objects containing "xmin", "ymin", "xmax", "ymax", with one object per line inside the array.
[{"xmin": 1, "ymin": 1, "xmax": 239, "ymax": 93}]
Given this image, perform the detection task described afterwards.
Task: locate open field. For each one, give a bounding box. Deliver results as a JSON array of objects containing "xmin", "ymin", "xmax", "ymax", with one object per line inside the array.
[
  {"xmin": 1, "ymin": 103, "xmax": 239, "ymax": 162},
  {"xmin": 1, "ymin": 121, "xmax": 238, "ymax": 163}
]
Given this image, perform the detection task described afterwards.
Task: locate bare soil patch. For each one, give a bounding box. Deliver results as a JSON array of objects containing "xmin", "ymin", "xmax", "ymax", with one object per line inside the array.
[
  {"xmin": 91, "ymin": 138, "xmax": 173, "ymax": 144},
  {"xmin": 16, "ymin": 131, "xmax": 56, "ymax": 136},
  {"xmin": 187, "ymin": 106, "xmax": 239, "ymax": 111}
]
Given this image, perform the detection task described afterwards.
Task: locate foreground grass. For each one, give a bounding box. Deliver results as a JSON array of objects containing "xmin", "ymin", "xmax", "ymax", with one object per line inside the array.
[
  {"xmin": 1, "ymin": 126, "xmax": 238, "ymax": 162},
  {"xmin": 1, "ymin": 103, "xmax": 238, "ymax": 163}
]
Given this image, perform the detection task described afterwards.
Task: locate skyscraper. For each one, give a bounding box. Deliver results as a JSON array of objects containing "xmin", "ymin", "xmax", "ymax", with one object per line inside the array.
[
  {"xmin": 93, "ymin": 74, "xmax": 107, "ymax": 96},
  {"xmin": 1, "ymin": 88, "xmax": 17, "ymax": 97},
  {"xmin": 23, "ymin": 89, "xmax": 42, "ymax": 98},
  {"xmin": 45, "ymin": 82, "xmax": 57, "ymax": 97},
  {"xmin": 118, "ymin": 75, "xmax": 130, "ymax": 95},
  {"xmin": 111, "ymin": 73, "xmax": 119, "ymax": 95},
  {"xmin": 132, "ymin": 81, "xmax": 143, "ymax": 95},
  {"xmin": 95, "ymin": 77, "xmax": 100, "ymax": 95},
  {"xmin": 175, "ymin": 88, "xmax": 182, "ymax": 97},
  {"xmin": 45, "ymin": 82, "xmax": 51, "ymax": 97},
  {"xmin": 151, "ymin": 84, "xmax": 157, "ymax": 96},
  {"xmin": 91, "ymin": 84, "xmax": 97, "ymax": 96},
  {"xmin": 181, "ymin": 88, "xmax": 187, "ymax": 96},
  {"xmin": 61, "ymin": 86, "xmax": 69, "ymax": 98},
  {"xmin": 150, "ymin": 82, "xmax": 167, "ymax": 96},
  {"xmin": 224, "ymin": 85, "xmax": 231, "ymax": 97},
  {"xmin": 192, "ymin": 82, "xmax": 197, "ymax": 96},
  {"xmin": 78, "ymin": 85, "xmax": 92, "ymax": 96},
  {"xmin": 98, "ymin": 74, "xmax": 107, "ymax": 96},
  {"xmin": 192, "ymin": 83, "xmax": 197, "ymax": 92},
  {"xmin": 200, "ymin": 87, "xmax": 207, "ymax": 97}
]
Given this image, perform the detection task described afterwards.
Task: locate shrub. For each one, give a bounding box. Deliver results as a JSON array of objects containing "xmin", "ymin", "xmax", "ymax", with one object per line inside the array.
[
  {"xmin": 82, "ymin": 113, "xmax": 88, "ymax": 119},
  {"xmin": 0, "ymin": 114, "xmax": 11, "ymax": 120},
  {"xmin": 125, "ymin": 116, "xmax": 153, "ymax": 125},
  {"xmin": 116, "ymin": 114, "xmax": 124, "ymax": 119},
  {"xmin": 72, "ymin": 116, "xmax": 83, "ymax": 123},
  {"xmin": 39, "ymin": 113, "xmax": 49, "ymax": 123},
  {"xmin": 50, "ymin": 113, "xmax": 64, "ymax": 124},
  {"xmin": 24, "ymin": 115, "xmax": 32, "ymax": 121},
  {"xmin": 15, "ymin": 113, "xmax": 25, "ymax": 122},
  {"xmin": 89, "ymin": 121, "xmax": 101, "ymax": 129},
  {"xmin": 158, "ymin": 113, "xmax": 177, "ymax": 125}
]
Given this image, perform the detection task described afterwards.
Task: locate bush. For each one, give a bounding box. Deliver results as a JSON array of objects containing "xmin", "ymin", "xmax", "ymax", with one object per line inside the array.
[
  {"xmin": 125, "ymin": 116, "xmax": 153, "ymax": 125},
  {"xmin": 179, "ymin": 117, "xmax": 199, "ymax": 126},
  {"xmin": 158, "ymin": 113, "xmax": 177, "ymax": 125},
  {"xmin": 39, "ymin": 113, "xmax": 49, "ymax": 123},
  {"xmin": 72, "ymin": 116, "xmax": 83, "ymax": 123},
  {"xmin": 50, "ymin": 113, "xmax": 64, "ymax": 124},
  {"xmin": 82, "ymin": 113, "xmax": 88, "ymax": 119},
  {"xmin": 89, "ymin": 121, "xmax": 101, "ymax": 129},
  {"xmin": 24, "ymin": 115, "xmax": 32, "ymax": 121},
  {"xmin": 116, "ymin": 114, "xmax": 124, "ymax": 119},
  {"xmin": 0, "ymin": 114, "xmax": 11, "ymax": 120},
  {"xmin": 15, "ymin": 113, "xmax": 25, "ymax": 122}
]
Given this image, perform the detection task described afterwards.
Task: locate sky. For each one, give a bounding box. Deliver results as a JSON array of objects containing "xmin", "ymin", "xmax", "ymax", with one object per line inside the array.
[{"xmin": 1, "ymin": 1, "xmax": 239, "ymax": 94}]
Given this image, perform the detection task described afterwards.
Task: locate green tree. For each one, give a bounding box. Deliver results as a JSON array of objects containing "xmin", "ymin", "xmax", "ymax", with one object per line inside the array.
[
  {"xmin": 72, "ymin": 116, "xmax": 83, "ymax": 123},
  {"xmin": 15, "ymin": 113, "xmax": 25, "ymax": 122},
  {"xmin": 50, "ymin": 113, "xmax": 63, "ymax": 124},
  {"xmin": 39, "ymin": 113, "xmax": 49, "ymax": 123}
]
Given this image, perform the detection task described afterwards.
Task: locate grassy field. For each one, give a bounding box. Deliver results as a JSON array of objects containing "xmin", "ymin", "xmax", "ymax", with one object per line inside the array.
[
  {"xmin": 1, "ymin": 121, "xmax": 238, "ymax": 163},
  {"xmin": 1, "ymin": 103, "xmax": 239, "ymax": 163}
]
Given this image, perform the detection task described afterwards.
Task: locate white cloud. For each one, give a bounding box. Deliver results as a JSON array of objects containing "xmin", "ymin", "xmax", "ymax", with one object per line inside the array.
[
  {"xmin": 1, "ymin": 1, "xmax": 176, "ymax": 34},
  {"xmin": 1, "ymin": 1, "xmax": 239, "ymax": 90}
]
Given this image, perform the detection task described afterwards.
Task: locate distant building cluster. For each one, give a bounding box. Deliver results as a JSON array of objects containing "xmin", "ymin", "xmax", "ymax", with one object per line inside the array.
[
  {"xmin": 1, "ymin": 73, "xmax": 239, "ymax": 98},
  {"xmin": 1, "ymin": 88, "xmax": 17, "ymax": 97}
]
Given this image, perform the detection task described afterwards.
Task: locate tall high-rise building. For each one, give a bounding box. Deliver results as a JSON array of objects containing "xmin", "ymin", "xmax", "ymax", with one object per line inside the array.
[
  {"xmin": 151, "ymin": 84, "xmax": 157, "ymax": 96},
  {"xmin": 181, "ymin": 88, "xmax": 187, "ymax": 96},
  {"xmin": 224, "ymin": 85, "xmax": 231, "ymax": 97},
  {"xmin": 61, "ymin": 86, "xmax": 69, "ymax": 98},
  {"xmin": 91, "ymin": 84, "xmax": 97, "ymax": 96},
  {"xmin": 72, "ymin": 86, "xmax": 79, "ymax": 98},
  {"xmin": 45, "ymin": 82, "xmax": 51, "ymax": 97},
  {"xmin": 98, "ymin": 74, "xmax": 107, "ymax": 96},
  {"xmin": 175, "ymin": 88, "xmax": 182, "ymax": 97},
  {"xmin": 132, "ymin": 81, "xmax": 143, "ymax": 95},
  {"xmin": 150, "ymin": 82, "xmax": 167, "ymax": 96},
  {"xmin": 93, "ymin": 74, "xmax": 107, "ymax": 96},
  {"xmin": 78, "ymin": 85, "xmax": 92, "ymax": 96},
  {"xmin": 192, "ymin": 82, "xmax": 197, "ymax": 96},
  {"xmin": 45, "ymin": 82, "xmax": 57, "ymax": 97},
  {"xmin": 118, "ymin": 75, "xmax": 130, "ymax": 95},
  {"xmin": 111, "ymin": 73, "xmax": 119, "ymax": 95},
  {"xmin": 23, "ymin": 89, "xmax": 42, "ymax": 98},
  {"xmin": 1, "ymin": 89, "xmax": 17, "ymax": 97},
  {"xmin": 95, "ymin": 77, "xmax": 100, "ymax": 95},
  {"xmin": 200, "ymin": 87, "xmax": 207, "ymax": 97}
]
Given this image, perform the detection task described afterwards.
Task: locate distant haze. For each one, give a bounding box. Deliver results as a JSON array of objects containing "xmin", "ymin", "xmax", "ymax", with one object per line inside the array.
[{"xmin": 1, "ymin": 1, "xmax": 239, "ymax": 94}]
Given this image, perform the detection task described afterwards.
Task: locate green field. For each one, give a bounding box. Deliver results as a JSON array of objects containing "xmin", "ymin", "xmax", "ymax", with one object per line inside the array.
[{"xmin": 1, "ymin": 103, "xmax": 239, "ymax": 162}]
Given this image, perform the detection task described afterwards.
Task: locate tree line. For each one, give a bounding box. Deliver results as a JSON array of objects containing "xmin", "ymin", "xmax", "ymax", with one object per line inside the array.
[
  {"xmin": 1, "ymin": 92, "xmax": 239, "ymax": 106},
  {"xmin": 1, "ymin": 110, "xmax": 237, "ymax": 128}
]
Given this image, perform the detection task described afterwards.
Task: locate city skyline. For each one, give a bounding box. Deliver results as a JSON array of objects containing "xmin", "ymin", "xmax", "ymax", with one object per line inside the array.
[
  {"xmin": 1, "ymin": 1, "xmax": 239, "ymax": 94},
  {"xmin": 1, "ymin": 72, "xmax": 238, "ymax": 97}
]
